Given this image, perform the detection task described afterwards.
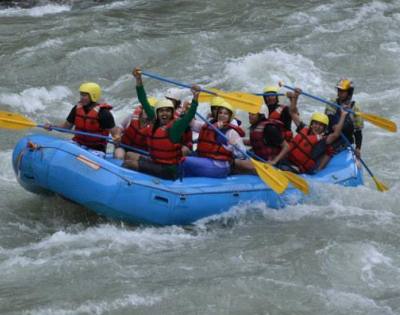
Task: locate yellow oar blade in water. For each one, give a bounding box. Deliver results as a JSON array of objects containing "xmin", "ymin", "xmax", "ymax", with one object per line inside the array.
[
  {"xmin": 372, "ymin": 176, "xmax": 389, "ymax": 192},
  {"xmin": 356, "ymin": 111, "xmax": 397, "ymax": 133},
  {"xmin": 251, "ymin": 158, "xmax": 289, "ymax": 194},
  {"xmin": 280, "ymin": 171, "xmax": 309, "ymax": 194},
  {"xmin": 0, "ymin": 111, "xmax": 37, "ymax": 130}
]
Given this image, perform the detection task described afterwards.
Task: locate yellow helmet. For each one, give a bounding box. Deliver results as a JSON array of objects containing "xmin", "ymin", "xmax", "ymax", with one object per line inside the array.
[
  {"xmin": 336, "ymin": 79, "xmax": 353, "ymax": 91},
  {"xmin": 263, "ymin": 85, "xmax": 280, "ymax": 94},
  {"xmin": 219, "ymin": 101, "xmax": 235, "ymax": 117},
  {"xmin": 210, "ymin": 96, "xmax": 225, "ymax": 107},
  {"xmin": 79, "ymin": 82, "xmax": 101, "ymax": 102},
  {"xmin": 147, "ymin": 97, "xmax": 158, "ymax": 107},
  {"xmin": 310, "ymin": 112, "xmax": 329, "ymax": 126},
  {"xmin": 154, "ymin": 99, "xmax": 175, "ymax": 112}
]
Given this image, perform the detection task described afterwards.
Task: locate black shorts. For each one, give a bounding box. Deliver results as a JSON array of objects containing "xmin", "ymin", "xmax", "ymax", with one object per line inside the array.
[{"xmin": 138, "ymin": 156, "xmax": 178, "ymax": 180}]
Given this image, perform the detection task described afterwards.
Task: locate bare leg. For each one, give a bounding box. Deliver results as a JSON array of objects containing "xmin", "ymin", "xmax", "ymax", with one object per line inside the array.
[
  {"xmin": 181, "ymin": 145, "xmax": 192, "ymax": 157},
  {"xmin": 114, "ymin": 147, "xmax": 126, "ymax": 160},
  {"xmin": 232, "ymin": 159, "xmax": 256, "ymax": 175},
  {"xmin": 123, "ymin": 152, "xmax": 142, "ymax": 170},
  {"xmin": 317, "ymin": 154, "xmax": 331, "ymax": 171}
]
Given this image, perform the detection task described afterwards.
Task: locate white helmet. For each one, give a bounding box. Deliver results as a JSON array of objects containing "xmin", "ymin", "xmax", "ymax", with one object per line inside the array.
[{"xmin": 165, "ymin": 88, "xmax": 182, "ymax": 101}]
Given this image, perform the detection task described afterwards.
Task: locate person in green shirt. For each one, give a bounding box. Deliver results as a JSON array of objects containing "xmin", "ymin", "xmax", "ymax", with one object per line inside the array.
[{"xmin": 123, "ymin": 67, "xmax": 199, "ymax": 180}]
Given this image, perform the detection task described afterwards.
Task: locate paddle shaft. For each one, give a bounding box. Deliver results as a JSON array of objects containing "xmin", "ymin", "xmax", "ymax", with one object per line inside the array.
[
  {"xmin": 142, "ymin": 71, "xmax": 218, "ymax": 96},
  {"xmin": 142, "ymin": 71, "xmax": 282, "ymax": 98},
  {"xmin": 194, "ymin": 113, "xmax": 250, "ymax": 160},
  {"xmin": 282, "ymin": 84, "xmax": 358, "ymax": 116},
  {"xmin": 39, "ymin": 124, "xmax": 149, "ymax": 156},
  {"xmin": 339, "ymin": 133, "xmax": 374, "ymax": 178}
]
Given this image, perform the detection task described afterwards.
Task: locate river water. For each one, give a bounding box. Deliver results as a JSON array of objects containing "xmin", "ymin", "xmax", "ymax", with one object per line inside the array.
[{"xmin": 1, "ymin": 1, "xmax": 400, "ymax": 314}]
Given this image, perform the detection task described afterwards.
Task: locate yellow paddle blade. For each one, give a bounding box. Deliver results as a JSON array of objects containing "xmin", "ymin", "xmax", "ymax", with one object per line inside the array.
[
  {"xmin": 280, "ymin": 171, "xmax": 310, "ymax": 194},
  {"xmin": 213, "ymin": 89, "xmax": 263, "ymax": 113},
  {"xmin": 372, "ymin": 176, "xmax": 389, "ymax": 192},
  {"xmin": 0, "ymin": 111, "xmax": 37, "ymax": 130},
  {"xmin": 356, "ymin": 111, "xmax": 397, "ymax": 133},
  {"xmin": 251, "ymin": 158, "xmax": 289, "ymax": 194}
]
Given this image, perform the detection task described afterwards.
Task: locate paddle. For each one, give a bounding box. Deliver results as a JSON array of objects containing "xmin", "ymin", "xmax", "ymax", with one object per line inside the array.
[
  {"xmin": 339, "ymin": 134, "xmax": 388, "ymax": 192},
  {"xmin": 198, "ymin": 90, "xmax": 284, "ymax": 108},
  {"xmin": 280, "ymin": 83, "xmax": 397, "ymax": 132},
  {"xmin": 194, "ymin": 112, "xmax": 289, "ymax": 194},
  {"xmin": 246, "ymin": 150, "xmax": 309, "ymax": 194},
  {"xmin": 141, "ymin": 70, "xmax": 264, "ymax": 114},
  {"xmin": 0, "ymin": 111, "xmax": 148, "ymax": 155}
]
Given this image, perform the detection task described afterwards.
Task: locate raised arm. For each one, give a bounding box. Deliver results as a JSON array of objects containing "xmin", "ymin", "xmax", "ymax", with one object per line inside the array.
[
  {"xmin": 326, "ymin": 110, "xmax": 348, "ymax": 145},
  {"xmin": 169, "ymin": 85, "xmax": 200, "ymax": 143},
  {"xmin": 132, "ymin": 67, "xmax": 155, "ymax": 121},
  {"xmin": 287, "ymin": 88, "xmax": 302, "ymax": 127}
]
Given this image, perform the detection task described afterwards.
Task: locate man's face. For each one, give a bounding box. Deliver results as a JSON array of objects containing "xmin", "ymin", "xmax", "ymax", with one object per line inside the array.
[
  {"xmin": 337, "ymin": 89, "xmax": 349, "ymax": 103},
  {"xmin": 248, "ymin": 113, "xmax": 259, "ymax": 125},
  {"xmin": 80, "ymin": 92, "xmax": 91, "ymax": 106}
]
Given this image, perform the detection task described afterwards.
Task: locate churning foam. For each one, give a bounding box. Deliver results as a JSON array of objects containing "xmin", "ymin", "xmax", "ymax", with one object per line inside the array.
[
  {"xmin": 0, "ymin": 86, "xmax": 72, "ymax": 113},
  {"xmin": 0, "ymin": 4, "xmax": 71, "ymax": 17}
]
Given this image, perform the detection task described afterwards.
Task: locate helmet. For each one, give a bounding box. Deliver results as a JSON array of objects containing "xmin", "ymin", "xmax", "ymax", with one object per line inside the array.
[
  {"xmin": 219, "ymin": 101, "xmax": 235, "ymax": 117},
  {"xmin": 263, "ymin": 85, "xmax": 280, "ymax": 94},
  {"xmin": 310, "ymin": 112, "xmax": 329, "ymax": 126},
  {"xmin": 165, "ymin": 88, "xmax": 182, "ymax": 101},
  {"xmin": 147, "ymin": 97, "xmax": 158, "ymax": 107},
  {"xmin": 79, "ymin": 82, "xmax": 101, "ymax": 102},
  {"xmin": 336, "ymin": 79, "xmax": 353, "ymax": 91},
  {"xmin": 154, "ymin": 99, "xmax": 175, "ymax": 112},
  {"xmin": 210, "ymin": 96, "xmax": 225, "ymax": 107}
]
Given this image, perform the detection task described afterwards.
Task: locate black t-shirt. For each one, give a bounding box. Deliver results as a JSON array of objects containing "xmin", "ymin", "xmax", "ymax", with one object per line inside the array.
[
  {"xmin": 267, "ymin": 104, "xmax": 292, "ymax": 131},
  {"xmin": 67, "ymin": 104, "xmax": 115, "ymax": 129},
  {"xmin": 263, "ymin": 124, "xmax": 284, "ymax": 147}
]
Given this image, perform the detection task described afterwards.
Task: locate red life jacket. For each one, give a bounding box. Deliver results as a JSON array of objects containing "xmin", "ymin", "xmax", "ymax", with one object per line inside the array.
[
  {"xmin": 268, "ymin": 104, "xmax": 293, "ymax": 141},
  {"xmin": 72, "ymin": 103, "xmax": 113, "ymax": 150},
  {"xmin": 197, "ymin": 123, "xmax": 245, "ymax": 161},
  {"xmin": 250, "ymin": 119, "xmax": 284, "ymax": 161},
  {"xmin": 146, "ymin": 120, "xmax": 183, "ymax": 165},
  {"xmin": 288, "ymin": 127, "xmax": 323, "ymax": 173},
  {"xmin": 121, "ymin": 107, "xmax": 148, "ymax": 151}
]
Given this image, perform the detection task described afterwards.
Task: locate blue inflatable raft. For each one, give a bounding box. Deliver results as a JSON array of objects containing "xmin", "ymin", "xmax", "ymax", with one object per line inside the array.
[{"xmin": 12, "ymin": 134, "xmax": 363, "ymax": 225}]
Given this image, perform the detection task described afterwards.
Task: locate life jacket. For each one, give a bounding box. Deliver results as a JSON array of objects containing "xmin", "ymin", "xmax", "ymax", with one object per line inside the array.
[
  {"xmin": 327, "ymin": 100, "xmax": 359, "ymax": 143},
  {"xmin": 121, "ymin": 107, "xmax": 148, "ymax": 151},
  {"xmin": 72, "ymin": 103, "xmax": 113, "ymax": 150},
  {"xmin": 250, "ymin": 119, "xmax": 284, "ymax": 161},
  {"xmin": 197, "ymin": 123, "xmax": 245, "ymax": 161},
  {"xmin": 146, "ymin": 120, "xmax": 183, "ymax": 165},
  {"xmin": 268, "ymin": 104, "xmax": 293, "ymax": 141},
  {"xmin": 288, "ymin": 127, "xmax": 324, "ymax": 173}
]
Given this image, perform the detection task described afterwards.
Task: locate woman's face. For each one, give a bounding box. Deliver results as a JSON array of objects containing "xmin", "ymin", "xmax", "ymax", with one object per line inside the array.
[
  {"xmin": 217, "ymin": 108, "xmax": 232, "ymax": 124},
  {"xmin": 157, "ymin": 108, "xmax": 174, "ymax": 125},
  {"xmin": 310, "ymin": 121, "xmax": 326, "ymax": 135},
  {"xmin": 211, "ymin": 106, "xmax": 219, "ymax": 119}
]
